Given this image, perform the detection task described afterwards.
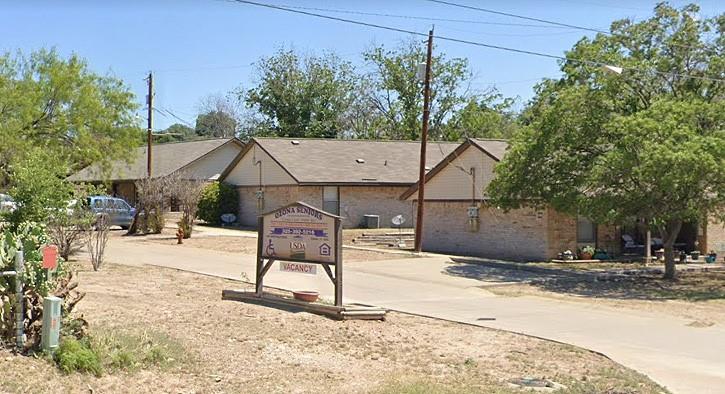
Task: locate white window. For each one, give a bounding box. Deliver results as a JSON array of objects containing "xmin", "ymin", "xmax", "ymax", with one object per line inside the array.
[{"xmin": 322, "ymin": 186, "xmax": 339, "ymax": 215}]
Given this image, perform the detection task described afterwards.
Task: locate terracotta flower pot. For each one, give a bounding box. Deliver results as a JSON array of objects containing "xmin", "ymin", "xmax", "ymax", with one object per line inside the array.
[
  {"xmin": 293, "ymin": 291, "xmax": 319, "ymax": 303},
  {"xmin": 580, "ymin": 253, "xmax": 593, "ymax": 260}
]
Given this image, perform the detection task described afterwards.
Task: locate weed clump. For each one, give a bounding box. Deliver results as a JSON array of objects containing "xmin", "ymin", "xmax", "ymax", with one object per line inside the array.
[
  {"xmin": 54, "ymin": 338, "xmax": 102, "ymax": 376},
  {"xmin": 52, "ymin": 330, "xmax": 186, "ymax": 375}
]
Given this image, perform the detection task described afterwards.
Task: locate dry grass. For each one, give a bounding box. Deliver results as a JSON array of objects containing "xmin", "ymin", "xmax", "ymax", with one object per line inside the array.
[{"xmin": 0, "ymin": 262, "xmax": 665, "ymax": 394}]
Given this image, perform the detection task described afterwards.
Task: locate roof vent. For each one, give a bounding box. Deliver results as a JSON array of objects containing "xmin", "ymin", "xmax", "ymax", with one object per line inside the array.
[
  {"xmin": 291, "ymin": 140, "xmax": 300, "ymax": 145},
  {"xmin": 424, "ymin": 166, "xmax": 431, "ymax": 171},
  {"xmin": 356, "ymin": 158, "xmax": 365, "ymax": 163}
]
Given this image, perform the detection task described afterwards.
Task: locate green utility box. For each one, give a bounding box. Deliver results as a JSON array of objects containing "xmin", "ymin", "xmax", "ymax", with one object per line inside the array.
[{"xmin": 41, "ymin": 296, "xmax": 61, "ymax": 352}]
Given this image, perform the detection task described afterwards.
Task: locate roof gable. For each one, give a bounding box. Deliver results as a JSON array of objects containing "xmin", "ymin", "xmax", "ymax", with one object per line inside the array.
[
  {"xmin": 400, "ymin": 138, "xmax": 510, "ymax": 200},
  {"xmin": 223, "ymin": 138, "xmax": 459, "ymax": 185},
  {"xmin": 68, "ymin": 138, "xmax": 243, "ymax": 182}
]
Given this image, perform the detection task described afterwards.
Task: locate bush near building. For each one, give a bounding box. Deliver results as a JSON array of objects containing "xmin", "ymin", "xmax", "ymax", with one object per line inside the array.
[{"xmin": 197, "ymin": 182, "xmax": 238, "ymax": 225}]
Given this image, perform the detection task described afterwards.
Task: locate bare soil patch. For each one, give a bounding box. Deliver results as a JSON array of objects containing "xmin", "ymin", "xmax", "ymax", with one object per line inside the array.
[
  {"xmin": 1, "ymin": 263, "xmax": 665, "ymax": 393},
  {"xmin": 141, "ymin": 234, "xmax": 409, "ymax": 262}
]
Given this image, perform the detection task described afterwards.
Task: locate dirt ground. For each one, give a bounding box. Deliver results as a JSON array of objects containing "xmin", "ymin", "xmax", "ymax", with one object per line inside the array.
[
  {"xmin": 1, "ymin": 262, "xmax": 665, "ymax": 394},
  {"xmin": 488, "ymin": 271, "xmax": 725, "ymax": 327},
  {"xmin": 141, "ymin": 234, "xmax": 413, "ymax": 262}
]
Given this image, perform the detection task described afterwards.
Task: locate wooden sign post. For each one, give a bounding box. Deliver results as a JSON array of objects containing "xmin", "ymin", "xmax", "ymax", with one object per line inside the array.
[{"xmin": 256, "ymin": 202, "xmax": 343, "ymax": 307}]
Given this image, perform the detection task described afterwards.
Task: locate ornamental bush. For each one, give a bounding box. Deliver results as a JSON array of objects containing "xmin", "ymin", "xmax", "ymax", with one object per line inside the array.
[{"xmin": 197, "ymin": 182, "xmax": 238, "ymax": 225}]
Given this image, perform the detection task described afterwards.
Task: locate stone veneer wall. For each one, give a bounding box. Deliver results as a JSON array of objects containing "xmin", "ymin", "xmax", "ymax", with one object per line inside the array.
[
  {"xmin": 237, "ymin": 185, "xmax": 413, "ymax": 229},
  {"xmin": 546, "ymin": 209, "xmax": 577, "ymax": 259},
  {"xmin": 419, "ymin": 201, "xmax": 549, "ymax": 261},
  {"xmin": 237, "ymin": 185, "xmax": 323, "ymax": 227},
  {"xmin": 707, "ymin": 217, "xmax": 725, "ymax": 257},
  {"xmin": 339, "ymin": 186, "xmax": 413, "ymax": 228}
]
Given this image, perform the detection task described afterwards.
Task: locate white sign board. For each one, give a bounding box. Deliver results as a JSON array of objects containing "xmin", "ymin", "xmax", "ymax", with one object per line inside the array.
[
  {"xmin": 279, "ymin": 261, "xmax": 317, "ymax": 275},
  {"xmin": 261, "ymin": 203, "xmax": 337, "ymax": 264}
]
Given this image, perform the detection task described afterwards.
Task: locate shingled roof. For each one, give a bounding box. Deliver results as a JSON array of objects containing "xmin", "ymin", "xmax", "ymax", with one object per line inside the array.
[
  {"xmin": 469, "ymin": 138, "xmax": 509, "ymax": 161},
  {"xmin": 223, "ymin": 138, "xmax": 460, "ymax": 185},
  {"xmin": 68, "ymin": 138, "xmax": 243, "ymax": 182}
]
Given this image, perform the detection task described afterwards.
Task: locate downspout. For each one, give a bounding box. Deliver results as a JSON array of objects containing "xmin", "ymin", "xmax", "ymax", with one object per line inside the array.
[{"xmin": 253, "ymin": 146, "xmax": 264, "ymax": 212}]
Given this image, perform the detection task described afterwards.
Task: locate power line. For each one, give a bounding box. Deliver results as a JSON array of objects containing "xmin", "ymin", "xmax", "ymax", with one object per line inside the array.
[
  {"xmin": 161, "ymin": 108, "xmax": 195, "ymax": 127},
  {"xmin": 427, "ymin": 0, "xmax": 712, "ymax": 53},
  {"xmin": 154, "ymin": 63, "xmax": 255, "ymax": 73},
  {"xmin": 425, "ymin": 0, "xmax": 609, "ymax": 34},
  {"xmin": 441, "ymin": 25, "xmax": 581, "ymax": 38},
  {"xmin": 229, "ymin": 0, "xmax": 725, "ymax": 83},
  {"xmin": 279, "ymin": 4, "xmax": 571, "ymax": 29}
]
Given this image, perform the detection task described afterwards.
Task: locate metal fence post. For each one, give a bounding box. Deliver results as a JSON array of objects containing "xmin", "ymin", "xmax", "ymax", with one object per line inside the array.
[{"xmin": 15, "ymin": 250, "xmax": 24, "ymax": 351}]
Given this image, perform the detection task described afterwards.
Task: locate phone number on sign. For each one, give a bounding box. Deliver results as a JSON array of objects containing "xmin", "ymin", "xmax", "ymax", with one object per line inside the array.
[{"xmin": 270, "ymin": 227, "xmax": 327, "ymax": 237}]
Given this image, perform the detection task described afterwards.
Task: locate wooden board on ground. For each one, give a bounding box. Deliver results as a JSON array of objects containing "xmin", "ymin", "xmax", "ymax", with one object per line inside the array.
[{"xmin": 222, "ymin": 289, "xmax": 387, "ymax": 321}]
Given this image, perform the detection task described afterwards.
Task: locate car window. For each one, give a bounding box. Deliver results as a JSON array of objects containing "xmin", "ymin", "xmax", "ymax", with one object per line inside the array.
[
  {"xmin": 111, "ymin": 199, "xmax": 124, "ymax": 210},
  {"xmin": 116, "ymin": 199, "xmax": 131, "ymax": 210}
]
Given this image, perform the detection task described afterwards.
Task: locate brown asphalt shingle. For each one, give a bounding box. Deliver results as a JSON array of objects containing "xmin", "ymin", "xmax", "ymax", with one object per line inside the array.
[
  {"xmin": 253, "ymin": 138, "xmax": 460, "ymax": 185},
  {"xmin": 470, "ymin": 138, "xmax": 509, "ymax": 161},
  {"xmin": 67, "ymin": 138, "xmax": 237, "ymax": 182}
]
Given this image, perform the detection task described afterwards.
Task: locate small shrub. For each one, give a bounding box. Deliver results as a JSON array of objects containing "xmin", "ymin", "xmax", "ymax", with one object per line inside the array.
[
  {"xmin": 54, "ymin": 338, "xmax": 103, "ymax": 376},
  {"xmin": 53, "ymin": 329, "xmax": 187, "ymax": 375},
  {"xmin": 87, "ymin": 213, "xmax": 110, "ymax": 271},
  {"xmin": 197, "ymin": 182, "xmax": 238, "ymax": 225}
]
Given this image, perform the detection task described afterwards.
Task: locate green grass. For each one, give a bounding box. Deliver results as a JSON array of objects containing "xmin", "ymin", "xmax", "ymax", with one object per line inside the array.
[
  {"xmin": 53, "ymin": 329, "xmax": 187, "ymax": 376},
  {"xmin": 54, "ymin": 338, "xmax": 103, "ymax": 377}
]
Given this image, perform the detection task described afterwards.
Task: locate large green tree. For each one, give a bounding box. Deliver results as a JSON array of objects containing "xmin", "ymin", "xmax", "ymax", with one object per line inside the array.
[
  {"xmin": 154, "ymin": 123, "xmax": 196, "ymax": 143},
  {"xmin": 489, "ymin": 4, "xmax": 724, "ymax": 279},
  {"xmin": 0, "ymin": 49, "xmax": 140, "ymax": 185},
  {"xmin": 441, "ymin": 90, "xmax": 520, "ymax": 141},
  {"xmin": 363, "ymin": 39, "xmax": 471, "ymax": 140},
  {"xmin": 195, "ymin": 111, "xmax": 237, "ymax": 138},
  {"xmin": 243, "ymin": 49, "xmax": 357, "ymax": 138}
]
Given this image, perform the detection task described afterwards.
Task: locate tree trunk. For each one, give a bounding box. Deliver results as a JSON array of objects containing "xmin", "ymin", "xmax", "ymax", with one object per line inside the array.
[
  {"xmin": 126, "ymin": 210, "xmax": 140, "ymax": 235},
  {"xmin": 661, "ymin": 219, "xmax": 683, "ymax": 280}
]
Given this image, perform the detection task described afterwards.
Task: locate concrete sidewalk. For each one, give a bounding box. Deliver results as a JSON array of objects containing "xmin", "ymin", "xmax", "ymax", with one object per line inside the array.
[{"xmin": 106, "ymin": 236, "xmax": 725, "ymax": 394}]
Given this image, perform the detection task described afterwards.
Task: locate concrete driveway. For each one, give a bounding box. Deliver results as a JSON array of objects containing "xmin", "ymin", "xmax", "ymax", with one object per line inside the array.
[{"xmin": 106, "ymin": 234, "xmax": 725, "ymax": 394}]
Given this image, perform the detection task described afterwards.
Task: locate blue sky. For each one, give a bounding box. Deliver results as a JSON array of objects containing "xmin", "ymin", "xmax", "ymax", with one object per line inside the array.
[{"xmin": 2, "ymin": 0, "xmax": 722, "ymax": 130}]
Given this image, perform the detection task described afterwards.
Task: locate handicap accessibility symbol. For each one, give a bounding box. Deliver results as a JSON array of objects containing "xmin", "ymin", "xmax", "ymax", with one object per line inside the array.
[{"xmin": 265, "ymin": 239, "xmax": 276, "ymax": 256}]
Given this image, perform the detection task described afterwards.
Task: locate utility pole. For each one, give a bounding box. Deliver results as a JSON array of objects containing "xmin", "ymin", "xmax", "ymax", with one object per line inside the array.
[
  {"xmin": 414, "ymin": 28, "xmax": 434, "ymax": 253},
  {"xmin": 146, "ymin": 71, "xmax": 154, "ymax": 178}
]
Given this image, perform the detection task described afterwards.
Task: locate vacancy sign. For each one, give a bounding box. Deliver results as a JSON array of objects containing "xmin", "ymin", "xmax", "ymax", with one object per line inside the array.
[{"xmin": 279, "ymin": 261, "xmax": 317, "ymax": 275}]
